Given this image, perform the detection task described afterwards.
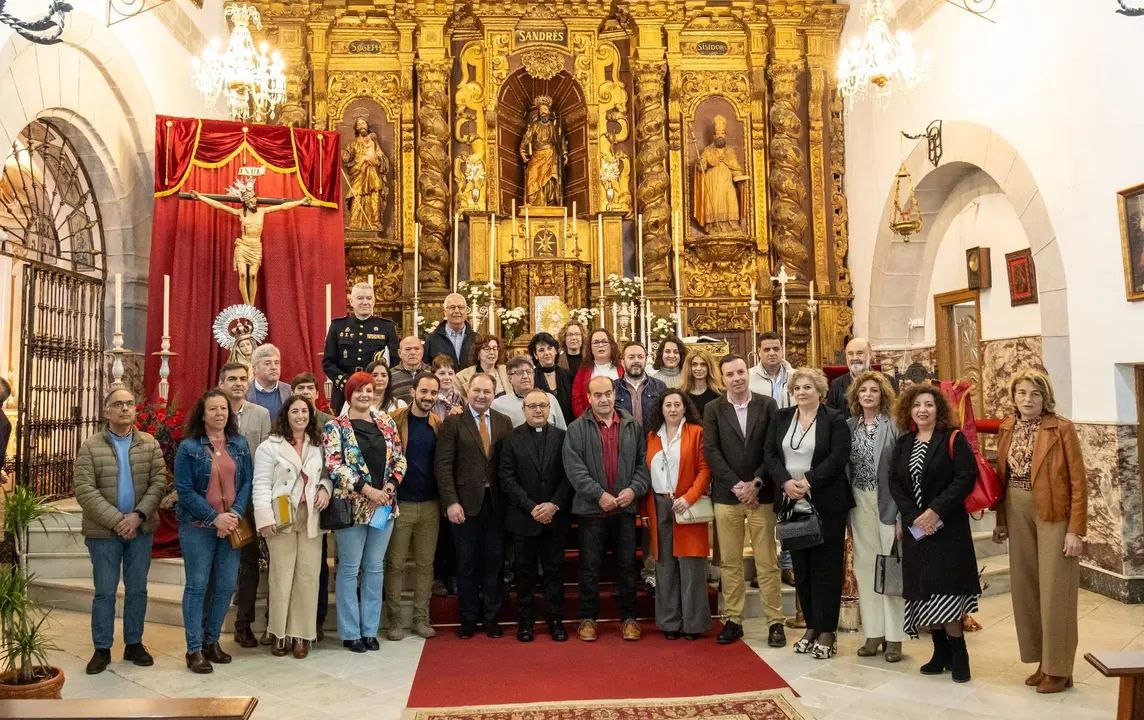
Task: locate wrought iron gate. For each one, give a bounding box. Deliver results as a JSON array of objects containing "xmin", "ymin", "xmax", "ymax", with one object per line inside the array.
[{"xmin": 15, "ymin": 263, "xmax": 105, "ymax": 498}]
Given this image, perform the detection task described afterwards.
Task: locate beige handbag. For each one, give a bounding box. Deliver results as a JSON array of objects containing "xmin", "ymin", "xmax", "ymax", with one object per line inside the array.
[{"xmin": 674, "ymin": 496, "xmax": 714, "ymax": 525}]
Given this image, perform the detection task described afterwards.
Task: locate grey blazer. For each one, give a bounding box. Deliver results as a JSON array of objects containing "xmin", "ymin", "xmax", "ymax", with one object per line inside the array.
[
  {"xmin": 562, "ymin": 409, "xmax": 650, "ymax": 517},
  {"xmin": 236, "ymin": 402, "xmax": 271, "ymax": 458},
  {"xmin": 845, "ymin": 413, "xmax": 902, "ymax": 525}
]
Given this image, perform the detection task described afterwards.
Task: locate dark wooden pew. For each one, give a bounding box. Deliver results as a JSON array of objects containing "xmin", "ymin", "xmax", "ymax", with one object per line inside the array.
[{"xmin": 0, "ymin": 696, "xmax": 257, "ymax": 719}]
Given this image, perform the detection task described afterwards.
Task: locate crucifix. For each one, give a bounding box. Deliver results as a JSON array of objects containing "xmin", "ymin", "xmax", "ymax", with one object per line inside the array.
[
  {"xmin": 770, "ymin": 263, "xmax": 794, "ymax": 353},
  {"xmin": 179, "ymin": 169, "xmax": 313, "ymax": 306}
]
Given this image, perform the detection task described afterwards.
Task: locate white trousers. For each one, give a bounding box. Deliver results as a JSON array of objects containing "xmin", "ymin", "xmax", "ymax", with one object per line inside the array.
[{"xmin": 850, "ymin": 488, "xmax": 905, "ymax": 642}]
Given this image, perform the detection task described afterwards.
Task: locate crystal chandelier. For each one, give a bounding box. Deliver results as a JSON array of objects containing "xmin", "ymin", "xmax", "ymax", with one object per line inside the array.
[
  {"xmin": 837, "ymin": 0, "xmax": 929, "ymax": 105},
  {"xmin": 191, "ymin": 4, "xmax": 287, "ymax": 123}
]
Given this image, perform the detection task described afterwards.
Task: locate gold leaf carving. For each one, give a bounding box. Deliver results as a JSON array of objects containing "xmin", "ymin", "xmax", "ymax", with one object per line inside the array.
[
  {"xmin": 520, "ymin": 48, "xmax": 565, "ymax": 80},
  {"xmin": 680, "ymin": 70, "xmax": 750, "ymax": 117},
  {"xmin": 691, "ymin": 306, "xmax": 751, "ymax": 333},
  {"xmin": 830, "ymin": 85, "xmax": 853, "ymax": 298},
  {"xmin": 768, "ymin": 60, "xmax": 810, "ymax": 283},
  {"xmin": 415, "ymin": 59, "xmax": 452, "ymax": 291},
  {"xmin": 328, "ymin": 71, "xmax": 402, "ymax": 125},
  {"xmin": 454, "ymin": 42, "xmax": 488, "ymax": 213},
  {"xmin": 597, "ymin": 41, "xmax": 630, "ymax": 214},
  {"xmin": 633, "ymin": 59, "xmax": 671, "ymax": 291}
]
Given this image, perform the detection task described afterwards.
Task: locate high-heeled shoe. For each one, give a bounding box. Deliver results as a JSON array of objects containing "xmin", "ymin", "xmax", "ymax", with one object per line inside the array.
[
  {"xmin": 811, "ymin": 640, "xmax": 838, "ymax": 660},
  {"xmin": 884, "ymin": 641, "xmax": 903, "ymax": 663},
  {"xmin": 793, "ymin": 636, "xmax": 818, "ymax": 654},
  {"xmin": 1036, "ymin": 675, "xmax": 1072, "ymax": 694},
  {"xmin": 857, "ymin": 637, "xmax": 884, "ymax": 657},
  {"xmin": 1025, "ymin": 666, "xmax": 1045, "ymax": 686}
]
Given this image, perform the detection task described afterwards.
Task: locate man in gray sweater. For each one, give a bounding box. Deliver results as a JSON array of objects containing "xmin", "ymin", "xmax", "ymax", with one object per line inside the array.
[
  {"xmin": 73, "ymin": 389, "xmax": 168, "ymax": 676},
  {"xmin": 562, "ymin": 376, "xmax": 650, "ymax": 643}
]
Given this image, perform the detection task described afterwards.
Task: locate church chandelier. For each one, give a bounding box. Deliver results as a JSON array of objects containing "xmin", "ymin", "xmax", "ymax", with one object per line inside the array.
[
  {"xmin": 837, "ymin": 0, "xmax": 929, "ymax": 105},
  {"xmin": 191, "ymin": 3, "xmax": 287, "ymax": 123}
]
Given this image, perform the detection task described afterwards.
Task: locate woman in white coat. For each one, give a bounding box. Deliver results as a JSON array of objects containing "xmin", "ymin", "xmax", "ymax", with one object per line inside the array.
[{"xmin": 253, "ymin": 395, "xmax": 332, "ymax": 659}]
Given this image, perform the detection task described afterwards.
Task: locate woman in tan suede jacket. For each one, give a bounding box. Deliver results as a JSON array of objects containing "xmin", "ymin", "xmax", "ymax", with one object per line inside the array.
[{"xmin": 993, "ymin": 368, "xmax": 1087, "ymax": 695}]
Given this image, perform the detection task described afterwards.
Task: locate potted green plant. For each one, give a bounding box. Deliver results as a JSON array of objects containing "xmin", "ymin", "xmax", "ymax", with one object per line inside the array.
[{"xmin": 0, "ymin": 486, "xmax": 64, "ymax": 698}]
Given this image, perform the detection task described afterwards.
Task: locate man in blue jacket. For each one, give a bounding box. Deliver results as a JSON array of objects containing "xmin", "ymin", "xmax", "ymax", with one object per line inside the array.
[{"xmin": 613, "ymin": 342, "xmax": 665, "ymax": 430}]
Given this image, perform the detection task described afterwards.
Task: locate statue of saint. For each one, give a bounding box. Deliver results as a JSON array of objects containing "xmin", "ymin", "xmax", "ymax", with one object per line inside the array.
[
  {"xmin": 692, "ymin": 115, "xmax": 749, "ymax": 235},
  {"xmin": 520, "ymin": 95, "xmax": 568, "ymax": 207},
  {"xmin": 342, "ymin": 116, "xmax": 390, "ymax": 231},
  {"xmin": 213, "ymin": 304, "xmax": 268, "ymax": 369},
  {"xmin": 189, "ymin": 180, "xmax": 311, "ymax": 306}
]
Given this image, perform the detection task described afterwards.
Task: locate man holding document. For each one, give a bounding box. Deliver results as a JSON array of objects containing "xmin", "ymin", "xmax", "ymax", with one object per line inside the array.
[{"xmin": 889, "ymin": 384, "xmax": 981, "ymax": 685}]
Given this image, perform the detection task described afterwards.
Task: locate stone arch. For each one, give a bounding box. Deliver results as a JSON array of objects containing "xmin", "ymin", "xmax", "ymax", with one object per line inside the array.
[
  {"xmin": 867, "ymin": 121, "xmax": 1071, "ymax": 412},
  {"xmin": 0, "ymin": 9, "xmax": 157, "ymax": 349}
]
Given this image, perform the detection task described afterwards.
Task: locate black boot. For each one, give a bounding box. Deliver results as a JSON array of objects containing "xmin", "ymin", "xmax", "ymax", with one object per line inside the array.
[
  {"xmin": 948, "ymin": 635, "xmax": 971, "ymax": 683},
  {"xmin": 919, "ymin": 629, "xmax": 950, "ymax": 675}
]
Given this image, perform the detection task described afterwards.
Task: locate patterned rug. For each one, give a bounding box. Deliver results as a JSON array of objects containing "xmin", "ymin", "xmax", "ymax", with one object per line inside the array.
[{"xmin": 401, "ymin": 690, "xmax": 811, "ymax": 720}]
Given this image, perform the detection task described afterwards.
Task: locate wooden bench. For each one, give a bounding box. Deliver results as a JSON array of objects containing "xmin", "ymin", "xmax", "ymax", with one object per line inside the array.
[
  {"xmin": 1086, "ymin": 652, "xmax": 1144, "ymax": 719},
  {"xmin": 0, "ymin": 697, "xmax": 257, "ymax": 719}
]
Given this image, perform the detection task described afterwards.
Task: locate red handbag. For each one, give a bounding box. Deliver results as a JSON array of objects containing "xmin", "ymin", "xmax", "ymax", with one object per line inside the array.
[{"xmin": 948, "ymin": 430, "xmax": 1003, "ymax": 514}]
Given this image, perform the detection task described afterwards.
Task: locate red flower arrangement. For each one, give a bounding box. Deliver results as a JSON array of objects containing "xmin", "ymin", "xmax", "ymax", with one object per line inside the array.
[{"xmin": 134, "ymin": 400, "xmax": 185, "ymax": 468}]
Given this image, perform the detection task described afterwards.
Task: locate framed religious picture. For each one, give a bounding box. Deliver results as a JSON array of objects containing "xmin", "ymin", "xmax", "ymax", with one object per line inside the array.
[
  {"xmin": 1004, "ymin": 249, "xmax": 1038, "ymax": 306},
  {"xmin": 965, "ymin": 247, "xmax": 992, "ymax": 290},
  {"xmin": 1118, "ymin": 182, "xmax": 1144, "ymax": 301}
]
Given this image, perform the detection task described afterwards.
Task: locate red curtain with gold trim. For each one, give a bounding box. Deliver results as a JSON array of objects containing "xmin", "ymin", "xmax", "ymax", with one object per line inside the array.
[{"xmin": 143, "ymin": 115, "xmax": 344, "ymax": 406}]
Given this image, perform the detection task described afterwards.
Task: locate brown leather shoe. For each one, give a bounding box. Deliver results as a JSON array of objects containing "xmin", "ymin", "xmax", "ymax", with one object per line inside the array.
[
  {"xmin": 292, "ymin": 638, "xmax": 309, "ymax": 659},
  {"xmin": 270, "ymin": 634, "xmax": 289, "ymax": 657},
  {"xmin": 1037, "ymin": 675, "xmax": 1072, "ymax": 694},
  {"xmin": 204, "ymin": 642, "xmax": 232, "ymax": 664},
  {"xmin": 233, "ymin": 627, "xmax": 258, "ymax": 649},
  {"xmin": 577, "ymin": 619, "xmax": 598, "ymax": 642},
  {"xmin": 185, "ymin": 651, "xmax": 213, "ymax": 674},
  {"xmin": 621, "ymin": 619, "xmax": 642, "ymax": 642},
  {"xmin": 1025, "ymin": 666, "xmax": 1045, "ymax": 686}
]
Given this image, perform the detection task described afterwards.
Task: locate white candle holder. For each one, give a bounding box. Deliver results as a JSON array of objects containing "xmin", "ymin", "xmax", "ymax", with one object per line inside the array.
[
  {"xmin": 617, "ymin": 301, "xmax": 633, "ymax": 343},
  {"xmin": 107, "ymin": 331, "xmax": 130, "ymax": 392},
  {"xmin": 807, "ymin": 295, "xmax": 820, "ymax": 367},
  {"xmin": 151, "ymin": 334, "xmax": 177, "ymax": 404},
  {"xmin": 771, "ymin": 264, "xmax": 794, "ymax": 354},
  {"xmin": 748, "ymin": 295, "xmax": 761, "ymax": 365}
]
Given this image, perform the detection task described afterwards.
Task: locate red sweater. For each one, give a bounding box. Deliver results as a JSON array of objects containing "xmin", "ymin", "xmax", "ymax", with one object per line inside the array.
[{"xmin": 571, "ymin": 363, "xmax": 625, "ymax": 418}]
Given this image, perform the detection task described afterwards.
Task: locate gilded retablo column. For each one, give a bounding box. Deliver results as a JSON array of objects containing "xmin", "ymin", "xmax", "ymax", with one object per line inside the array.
[
  {"xmin": 768, "ymin": 59, "xmax": 809, "ymax": 282},
  {"xmin": 415, "ymin": 58, "xmax": 451, "ymax": 290},
  {"xmin": 633, "ymin": 59, "xmax": 671, "ymax": 291}
]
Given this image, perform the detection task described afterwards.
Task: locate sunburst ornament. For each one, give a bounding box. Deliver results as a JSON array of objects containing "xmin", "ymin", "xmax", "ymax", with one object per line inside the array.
[{"xmin": 212, "ymin": 304, "xmax": 268, "ymax": 349}]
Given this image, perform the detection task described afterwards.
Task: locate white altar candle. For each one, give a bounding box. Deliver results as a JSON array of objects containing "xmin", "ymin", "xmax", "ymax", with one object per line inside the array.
[
  {"xmin": 809, "ymin": 280, "xmax": 815, "ymax": 303},
  {"xmin": 452, "ymin": 213, "xmax": 459, "ymax": 290},
  {"xmin": 325, "ymin": 284, "xmax": 332, "ymax": 329},
  {"xmin": 597, "ymin": 213, "xmax": 605, "ymax": 304},
  {"xmin": 751, "ymin": 280, "xmax": 757, "ymax": 303},
  {"xmin": 114, "ymin": 273, "xmax": 122, "ymax": 334},
  {"xmin": 489, "ymin": 213, "xmax": 496, "ymax": 282},
  {"xmin": 414, "ymin": 223, "xmax": 421, "ymax": 291},
  {"xmin": 524, "ymin": 207, "xmax": 530, "ymax": 258},
  {"xmin": 672, "ymin": 211, "xmax": 682, "ymax": 297},
  {"xmin": 368, "ymin": 274, "xmax": 374, "ymax": 287},
  {"xmin": 636, "ymin": 213, "xmax": 644, "ymax": 282},
  {"xmin": 562, "ymin": 207, "xmax": 568, "ymax": 256},
  {"xmin": 162, "ymin": 274, "xmax": 170, "ymax": 337}
]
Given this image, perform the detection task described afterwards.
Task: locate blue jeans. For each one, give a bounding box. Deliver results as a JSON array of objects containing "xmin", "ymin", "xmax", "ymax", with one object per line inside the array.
[
  {"xmin": 335, "ymin": 522, "xmax": 394, "ymax": 640},
  {"xmin": 86, "ymin": 534, "xmax": 153, "ymax": 650},
  {"xmin": 179, "ymin": 523, "xmax": 241, "ymax": 653},
  {"xmin": 779, "ymin": 549, "xmax": 793, "ymax": 571}
]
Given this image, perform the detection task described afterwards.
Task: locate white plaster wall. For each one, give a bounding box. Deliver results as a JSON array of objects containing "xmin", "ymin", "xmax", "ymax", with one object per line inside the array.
[
  {"xmin": 845, "ymin": 0, "xmax": 1144, "ymax": 422},
  {"xmin": 922, "ymin": 193, "xmax": 1042, "ymax": 344}
]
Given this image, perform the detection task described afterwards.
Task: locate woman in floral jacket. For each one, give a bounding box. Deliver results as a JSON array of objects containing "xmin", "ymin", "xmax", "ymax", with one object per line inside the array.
[{"xmin": 322, "ymin": 372, "xmax": 407, "ymax": 653}]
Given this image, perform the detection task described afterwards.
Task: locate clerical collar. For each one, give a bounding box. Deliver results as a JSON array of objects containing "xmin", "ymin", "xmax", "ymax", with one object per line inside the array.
[{"xmin": 532, "ymin": 425, "xmax": 546, "ymax": 433}]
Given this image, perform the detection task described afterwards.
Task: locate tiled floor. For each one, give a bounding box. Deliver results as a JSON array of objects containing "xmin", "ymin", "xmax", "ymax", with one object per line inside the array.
[{"xmin": 46, "ymin": 590, "xmax": 1126, "ymax": 719}]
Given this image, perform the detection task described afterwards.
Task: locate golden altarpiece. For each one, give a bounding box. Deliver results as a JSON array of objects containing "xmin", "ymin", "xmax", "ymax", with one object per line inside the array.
[{"xmin": 251, "ymin": 0, "xmax": 854, "ymax": 364}]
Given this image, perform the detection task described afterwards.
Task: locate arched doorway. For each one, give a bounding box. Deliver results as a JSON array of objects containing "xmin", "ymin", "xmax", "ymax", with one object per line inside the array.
[{"xmin": 1, "ymin": 118, "xmax": 106, "ymax": 497}]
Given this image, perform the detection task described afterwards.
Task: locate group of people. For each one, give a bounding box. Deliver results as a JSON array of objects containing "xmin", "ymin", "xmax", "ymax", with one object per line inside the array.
[{"xmin": 72, "ymin": 286, "xmax": 1089, "ymax": 695}]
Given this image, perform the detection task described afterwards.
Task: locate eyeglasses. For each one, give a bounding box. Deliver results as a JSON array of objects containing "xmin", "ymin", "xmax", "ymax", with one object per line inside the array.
[
  {"xmin": 444, "ymin": 304, "xmax": 467, "ymax": 311},
  {"xmin": 107, "ymin": 401, "xmax": 134, "ymax": 410},
  {"xmin": 523, "ymin": 403, "xmax": 550, "ymax": 411},
  {"xmin": 591, "ymin": 339, "xmax": 611, "ymax": 346},
  {"xmin": 508, "ymin": 368, "xmax": 532, "ymax": 376}
]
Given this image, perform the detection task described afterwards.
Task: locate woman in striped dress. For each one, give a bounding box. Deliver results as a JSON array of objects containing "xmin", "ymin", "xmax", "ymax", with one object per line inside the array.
[{"xmin": 888, "ymin": 385, "xmax": 981, "ymax": 683}]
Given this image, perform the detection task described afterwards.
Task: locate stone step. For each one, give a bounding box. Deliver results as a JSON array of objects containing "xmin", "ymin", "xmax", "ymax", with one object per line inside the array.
[
  {"xmin": 29, "ymin": 576, "xmax": 415, "ymax": 633},
  {"xmin": 973, "ymin": 530, "xmax": 1007, "ymax": 559},
  {"xmin": 979, "ymin": 552, "xmax": 1011, "ymax": 597},
  {"xmin": 969, "ymin": 510, "xmax": 997, "ymax": 533}
]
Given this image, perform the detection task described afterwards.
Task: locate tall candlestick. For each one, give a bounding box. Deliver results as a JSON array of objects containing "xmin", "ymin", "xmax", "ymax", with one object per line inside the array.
[
  {"xmin": 637, "ymin": 213, "xmax": 644, "ymax": 282},
  {"xmin": 672, "ymin": 211, "xmax": 682, "ymax": 296},
  {"xmin": 597, "ymin": 213, "xmax": 605, "ymax": 304},
  {"xmin": 452, "ymin": 213, "xmax": 459, "ymax": 290},
  {"xmin": 325, "ymin": 284, "xmax": 332, "ymax": 329},
  {"xmin": 571, "ymin": 200, "xmax": 578, "ymax": 256},
  {"xmin": 114, "ymin": 273, "xmax": 122, "ymax": 334},
  {"xmin": 524, "ymin": 207, "xmax": 530, "ymax": 258},
  {"xmin": 414, "ymin": 223, "xmax": 421, "ymax": 291},
  {"xmin": 162, "ymin": 274, "xmax": 170, "ymax": 337},
  {"xmin": 751, "ymin": 280, "xmax": 757, "ymax": 303},
  {"xmin": 489, "ymin": 213, "xmax": 496, "ymax": 281},
  {"xmin": 809, "ymin": 280, "xmax": 815, "ymax": 303},
  {"xmin": 368, "ymin": 274, "xmax": 374, "ymax": 286},
  {"xmin": 562, "ymin": 206, "xmax": 568, "ymax": 256}
]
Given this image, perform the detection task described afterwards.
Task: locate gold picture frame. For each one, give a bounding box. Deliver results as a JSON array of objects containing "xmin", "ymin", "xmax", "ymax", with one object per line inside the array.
[{"xmin": 1117, "ymin": 181, "xmax": 1144, "ymax": 301}]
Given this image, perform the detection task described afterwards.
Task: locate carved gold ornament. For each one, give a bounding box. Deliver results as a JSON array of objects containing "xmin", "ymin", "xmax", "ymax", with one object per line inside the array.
[{"xmin": 521, "ymin": 48, "xmax": 565, "ymax": 80}]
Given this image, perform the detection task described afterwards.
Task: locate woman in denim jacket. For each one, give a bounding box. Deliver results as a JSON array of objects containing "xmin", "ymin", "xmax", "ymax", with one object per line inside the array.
[{"xmin": 174, "ymin": 388, "xmax": 253, "ymax": 674}]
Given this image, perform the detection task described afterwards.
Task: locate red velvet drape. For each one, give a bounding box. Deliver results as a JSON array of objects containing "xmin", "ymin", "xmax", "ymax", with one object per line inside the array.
[{"xmin": 143, "ymin": 115, "xmax": 344, "ymax": 407}]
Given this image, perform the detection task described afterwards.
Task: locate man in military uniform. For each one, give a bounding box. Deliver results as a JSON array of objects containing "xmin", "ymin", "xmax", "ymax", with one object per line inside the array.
[{"xmin": 322, "ymin": 282, "xmax": 400, "ymax": 411}]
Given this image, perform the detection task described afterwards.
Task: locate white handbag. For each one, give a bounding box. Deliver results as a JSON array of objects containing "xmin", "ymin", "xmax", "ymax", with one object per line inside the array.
[{"xmin": 674, "ymin": 496, "xmax": 714, "ymax": 525}]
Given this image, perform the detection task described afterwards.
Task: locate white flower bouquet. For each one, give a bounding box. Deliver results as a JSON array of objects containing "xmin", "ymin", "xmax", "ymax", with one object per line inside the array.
[{"xmin": 607, "ymin": 274, "xmax": 642, "ymax": 304}]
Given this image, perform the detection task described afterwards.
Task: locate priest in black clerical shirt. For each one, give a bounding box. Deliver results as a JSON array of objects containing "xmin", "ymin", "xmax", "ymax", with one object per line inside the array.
[{"xmin": 497, "ymin": 389, "xmax": 572, "ymax": 642}]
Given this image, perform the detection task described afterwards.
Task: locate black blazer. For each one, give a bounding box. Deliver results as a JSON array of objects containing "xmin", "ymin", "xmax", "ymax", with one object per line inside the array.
[
  {"xmin": 766, "ymin": 405, "xmax": 854, "ymax": 515},
  {"xmin": 701, "ymin": 393, "xmax": 778, "ymax": 504},
  {"xmin": 498, "ymin": 424, "xmax": 572, "ymax": 537},
  {"xmin": 435, "ymin": 408, "xmax": 513, "ymax": 517},
  {"xmin": 535, "ymin": 364, "xmax": 574, "ymax": 426},
  {"xmin": 423, "ymin": 322, "xmax": 478, "ymax": 370},
  {"xmin": 888, "ymin": 428, "xmax": 981, "ymax": 600}
]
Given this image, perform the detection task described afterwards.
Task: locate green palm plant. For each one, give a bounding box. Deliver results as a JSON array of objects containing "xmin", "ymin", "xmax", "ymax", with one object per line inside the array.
[
  {"xmin": 0, "ymin": 566, "xmax": 58, "ymax": 685},
  {"xmin": 3, "ymin": 484, "xmax": 56, "ymax": 572}
]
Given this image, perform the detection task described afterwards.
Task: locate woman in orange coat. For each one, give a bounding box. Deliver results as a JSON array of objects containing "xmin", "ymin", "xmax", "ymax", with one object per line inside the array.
[{"xmin": 646, "ymin": 388, "xmax": 712, "ymax": 640}]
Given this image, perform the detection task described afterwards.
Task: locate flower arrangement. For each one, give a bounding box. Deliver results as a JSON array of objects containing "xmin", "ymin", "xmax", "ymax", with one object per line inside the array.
[
  {"xmin": 458, "ymin": 280, "xmax": 492, "ymax": 309},
  {"xmin": 648, "ymin": 312, "xmax": 679, "ymax": 344},
  {"xmin": 135, "ymin": 400, "xmax": 185, "ymax": 468},
  {"xmin": 496, "ymin": 306, "xmax": 527, "ymax": 343},
  {"xmin": 607, "ymin": 274, "xmax": 642, "ymax": 304},
  {"xmin": 417, "ymin": 313, "xmax": 441, "ymax": 337},
  {"xmin": 569, "ymin": 307, "xmax": 599, "ymax": 329}
]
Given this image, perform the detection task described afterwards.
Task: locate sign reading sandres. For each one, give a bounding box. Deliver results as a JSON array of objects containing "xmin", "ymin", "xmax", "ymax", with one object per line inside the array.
[{"xmin": 512, "ymin": 25, "xmax": 569, "ymax": 51}]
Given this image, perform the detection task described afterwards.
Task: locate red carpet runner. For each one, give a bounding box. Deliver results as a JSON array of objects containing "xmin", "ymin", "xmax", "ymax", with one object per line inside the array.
[{"xmin": 407, "ymin": 623, "xmax": 789, "ymax": 708}]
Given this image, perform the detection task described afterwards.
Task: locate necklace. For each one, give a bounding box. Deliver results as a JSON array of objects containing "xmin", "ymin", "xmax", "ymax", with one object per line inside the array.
[
  {"xmin": 207, "ymin": 436, "xmax": 225, "ymax": 456},
  {"xmin": 790, "ymin": 414, "xmax": 817, "ymax": 450}
]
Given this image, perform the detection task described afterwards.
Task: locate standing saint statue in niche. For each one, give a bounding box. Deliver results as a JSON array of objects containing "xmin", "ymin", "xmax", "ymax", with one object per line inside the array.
[
  {"xmin": 520, "ymin": 95, "xmax": 568, "ymax": 207},
  {"xmin": 693, "ymin": 115, "xmax": 749, "ymax": 235},
  {"xmin": 342, "ymin": 115, "xmax": 390, "ymax": 231}
]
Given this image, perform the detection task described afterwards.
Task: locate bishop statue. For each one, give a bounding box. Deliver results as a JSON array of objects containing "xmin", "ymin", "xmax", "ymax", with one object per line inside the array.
[
  {"xmin": 520, "ymin": 95, "xmax": 568, "ymax": 207},
  {"xmin": 693, "ymin": 115, "xmax": 749, "ymax": 235}
]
